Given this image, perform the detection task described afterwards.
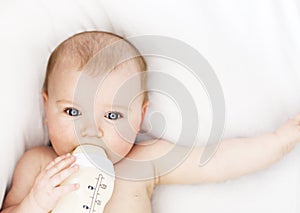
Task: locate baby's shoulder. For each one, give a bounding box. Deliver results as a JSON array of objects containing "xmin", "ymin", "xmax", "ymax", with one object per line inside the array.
[
  {"xmin": 3, "ymin": 146, "xmax": 57, "ymax": 208},
  {"xmin": 129, "ymin": 139, "xmax": 175, "ymax": 160},
  {"xmin": 20, "ymin": 146, "xmax": 57, "ymax": 170}
]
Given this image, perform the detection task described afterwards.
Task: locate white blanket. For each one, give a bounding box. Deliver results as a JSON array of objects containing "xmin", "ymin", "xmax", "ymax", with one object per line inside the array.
[{"xmin": 0, "ymin": 0, "xmax": 299, "ymax": 212}]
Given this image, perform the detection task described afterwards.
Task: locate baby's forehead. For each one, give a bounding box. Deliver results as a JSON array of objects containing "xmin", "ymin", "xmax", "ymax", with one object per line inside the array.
[
  {"xmin": 87, "ymin": 64, "xmax": 143, "ymax": 92},
  {"xmin": 51, "ymin": 57, "xmax": 141, "ymax": 77},
  {"xmin": 49, "ymin": 62, "xmax": 142, "ymax": 92},
  {"xmin": 67, "ymin": 68, "xmax": 142, "ymax": 106}
]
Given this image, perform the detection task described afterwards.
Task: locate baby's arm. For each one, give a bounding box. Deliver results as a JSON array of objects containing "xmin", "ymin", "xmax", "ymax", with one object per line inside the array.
[
  {"xmin": 152, "ymin": 113, "xmax": 300, "ymax": 184},
  {"xmin": 1, "ymin": 147, "xmax": 79, "ymax": 213}
]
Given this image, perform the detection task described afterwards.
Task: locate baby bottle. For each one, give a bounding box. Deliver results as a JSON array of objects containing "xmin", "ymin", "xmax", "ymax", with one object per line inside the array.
[{"xmin": 52, "ymin": 144, "xmax": 115, "ymax": 213}]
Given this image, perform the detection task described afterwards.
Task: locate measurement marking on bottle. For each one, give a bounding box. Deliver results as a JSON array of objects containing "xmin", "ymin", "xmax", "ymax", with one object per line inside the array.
[{"xmin": 88, "ymin": 173, "xmax": 105, "ymax": 212}]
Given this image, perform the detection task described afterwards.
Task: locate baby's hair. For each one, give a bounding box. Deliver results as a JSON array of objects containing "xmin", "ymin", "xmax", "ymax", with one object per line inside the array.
[{"xmin": 43, "ymin": 31, "xmax": 148, "ymax": 103}]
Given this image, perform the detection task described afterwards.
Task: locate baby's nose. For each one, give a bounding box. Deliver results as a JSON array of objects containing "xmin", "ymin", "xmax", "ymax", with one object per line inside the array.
[{"xmin": 80, "ymin": 125, "xmax": 103, "ymax": 138}]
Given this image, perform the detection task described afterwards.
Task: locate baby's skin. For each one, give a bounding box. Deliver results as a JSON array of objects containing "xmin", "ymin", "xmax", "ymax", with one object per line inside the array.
[
  {"xmin": 2, "ymin": 64, "xmax": 300, "ymax": 212},
  {"xmin": 2, "ymin": 31, "xmax": 300, "ymax": 212},
  {"xmin": 3, "ymin": 121, "xmax": 300, "ymax": 213}
]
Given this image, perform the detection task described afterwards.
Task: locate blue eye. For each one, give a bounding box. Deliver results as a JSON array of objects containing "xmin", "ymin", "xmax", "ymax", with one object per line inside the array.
[
  {"xmin": 64, "ymin": 108, "xmax": 82, "ymax": 117},
  {"xmin": 105, "ymin": 112, "xmax": 123, "ymax": 120}
]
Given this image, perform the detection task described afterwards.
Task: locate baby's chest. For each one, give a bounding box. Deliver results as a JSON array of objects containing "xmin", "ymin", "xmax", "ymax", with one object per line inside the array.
[{"xmin": 104, "ymin": 178, "xmax": 154, "ymax": 213}]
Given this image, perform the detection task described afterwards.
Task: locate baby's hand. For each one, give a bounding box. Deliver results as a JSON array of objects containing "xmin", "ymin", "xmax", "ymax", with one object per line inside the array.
[
  {"xmin": 28, "ymin": 153, "xmax": 79, "ymax": 212},
  {"xmin": 274, "ymin": 113, "xmax": 300, "ymax": 155}
]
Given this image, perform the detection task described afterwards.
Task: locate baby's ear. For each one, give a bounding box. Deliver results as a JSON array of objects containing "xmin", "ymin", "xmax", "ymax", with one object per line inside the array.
[
  {"xmin": 42, "ymin": 91, "xmax": 49, "ymax": 126},
  {"xmin": 42, "ymin": 91, "xmax": 48, "ymax": 104},
  {"xmin": 141, "ymin": 101, "xmax": 149, "ymax": 122},
  {"xmin": 137, "ymin": 101, "xmax": 149, "ymax": 132}
]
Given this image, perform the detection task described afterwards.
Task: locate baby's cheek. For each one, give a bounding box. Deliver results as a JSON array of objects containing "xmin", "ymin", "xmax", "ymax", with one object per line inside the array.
[
  {"xmin": 110, "ymin": 139, "xmax": 133, "ymax": 155},
  {"xmin": 107, "ymin": 117, "xmax": 138, "ymax": 142},
  {"xmin": 104, "ymin": 139, "xmax": 133, "ymax": 163},
  {"xmin": 48, "ymin": 122, "xmax": 79, "ymax": 155},
  {"xmin": 104, "ymin": 128, "xmax": 134, "ymax": 159},
  {"xmin": 128, "ymin": 111, "xmax": 142, "ymax": 132},
  {"xmin": 101, "ymin": 118, "xmax": 138, "ymax": 161},
  {"xmin": 110, "ymin": 126, "xmax": 133, "ymax": 143}
]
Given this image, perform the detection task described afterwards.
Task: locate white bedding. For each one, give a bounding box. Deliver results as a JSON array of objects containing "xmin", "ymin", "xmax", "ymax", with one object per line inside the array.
[{"xmin": 1, "ymin": 0, "xmax": 300, "ymax": 212}]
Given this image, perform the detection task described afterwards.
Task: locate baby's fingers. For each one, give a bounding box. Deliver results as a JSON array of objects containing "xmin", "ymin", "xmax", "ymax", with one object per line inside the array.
[
  {"xmin": 45, "ymin": 154, "xmax": 76, "ymax": 178},
  {"xmin": 45, "ymin": 154, "xmax": 68, "ymax": 170},
  {"xmin": 51, "ymin": 164, "xmax": 79, "ymax": 187},
  {"xmin": 53, "ymin": 183, "xmax": 80, "ymax": 198}
]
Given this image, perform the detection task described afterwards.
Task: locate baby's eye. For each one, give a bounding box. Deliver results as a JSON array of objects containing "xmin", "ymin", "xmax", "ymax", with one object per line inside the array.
[
  {"xmin": 64, "ymin": 107, "xmax": 82, "ymax": 117},
  {"xmin": 105, "ymin": 112, "xmax": 123, "ymax": 120}
]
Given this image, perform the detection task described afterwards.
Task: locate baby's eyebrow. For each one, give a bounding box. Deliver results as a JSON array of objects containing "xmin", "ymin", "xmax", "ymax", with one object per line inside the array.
[
  {"xmin": 56, "ymin": 99, "xmax": 81, "ymax": 108},
  {"xmin": 103, "ymin": 104, "xmax": 131, "ymax": 111},
  {"xmin": 56, "ymin": 100, "xmax": 131, "ymax": 111}
]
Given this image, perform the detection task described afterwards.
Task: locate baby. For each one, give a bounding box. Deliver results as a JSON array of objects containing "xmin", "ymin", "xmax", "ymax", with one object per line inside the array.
[{"xmin": 2, "ymin": 31, "xmax": 300, "ymax": 213}]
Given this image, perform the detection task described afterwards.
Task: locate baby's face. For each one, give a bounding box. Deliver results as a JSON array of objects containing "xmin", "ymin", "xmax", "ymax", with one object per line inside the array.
[{"xmin": 43, "ymin": 63, "xmax": 147, "ymax": 163}]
